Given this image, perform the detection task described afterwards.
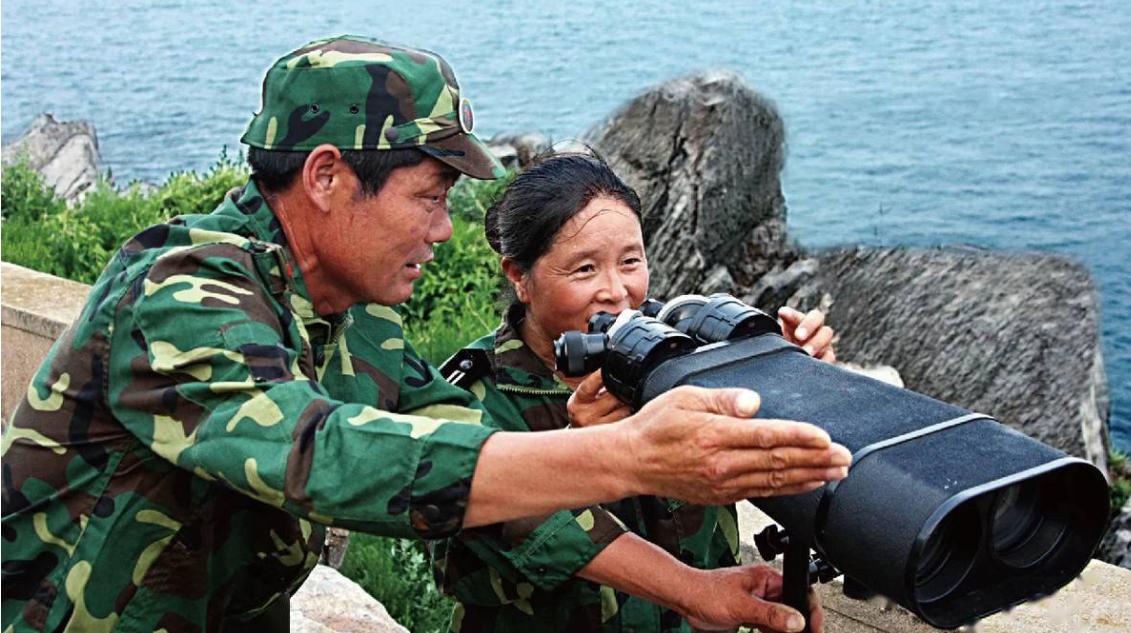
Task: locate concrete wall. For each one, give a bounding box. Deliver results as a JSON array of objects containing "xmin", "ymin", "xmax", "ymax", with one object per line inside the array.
[
  {"xmin": 3, "ymin": 261, "xmax": 1128, "ymax": 632},
  {"xmin": 2, "ymin": 262, "xmax": 91, "ymax": 422}
]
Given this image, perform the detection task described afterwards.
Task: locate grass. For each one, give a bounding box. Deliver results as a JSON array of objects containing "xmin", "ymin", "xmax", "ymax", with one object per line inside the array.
[{"xmin": 338, "ymin": 535, "xmax": 455, "ymax": 633}]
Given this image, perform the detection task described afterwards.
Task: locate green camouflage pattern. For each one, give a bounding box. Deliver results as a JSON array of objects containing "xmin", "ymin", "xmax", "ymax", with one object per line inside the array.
[
  {"xmin": 241, "ymin": 35, "xmax": 505, "ymax": 179},
  {"xmin": 431, "ymin": 306, "xmax": 741, "ymax": 633},
  {"xmin": 1, "ymin": 180, "xmax": 496, "ymax": 632}
]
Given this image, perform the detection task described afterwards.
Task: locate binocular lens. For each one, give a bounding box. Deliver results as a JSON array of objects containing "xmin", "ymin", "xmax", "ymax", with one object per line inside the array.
[
  {"xmin": 555, "ymin": 331, "xmax": 608, "ymax": 377},
  {"xmin": 989, "ymin": 481, "xmax": 1067, "ymax": 568},
  {"xmin": 914, "ymin": 504, "xmax": 979, "ymax": 604}
]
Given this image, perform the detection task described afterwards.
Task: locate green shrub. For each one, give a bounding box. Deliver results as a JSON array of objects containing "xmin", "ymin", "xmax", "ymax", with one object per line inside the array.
[
  {"xmin": 145, "ymin": 149, "xmax": 248, "ymax": 220},
  {"xmin": 446, "ymin": 170, "xmax": 514, "ymax": 222},
  {"xmin": 1110, "ymin": 448, "xmax": 1131, "ymax": 516},
  {"xmin": 339, "ymin": 534, "xmax": 455, "ymax": 633},
  {"xmin": 1, "ymin": 152, "xmax": 250, "ymax": 284},
  {"xmin": 0, "ymin": 158, "xmax": 66, "ymax": 222}
]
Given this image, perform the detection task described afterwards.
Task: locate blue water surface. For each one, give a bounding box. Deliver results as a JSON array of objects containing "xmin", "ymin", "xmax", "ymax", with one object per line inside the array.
[{"xmin": 3, "ymin": 0, "xmax": 1129, "ymax": 450}]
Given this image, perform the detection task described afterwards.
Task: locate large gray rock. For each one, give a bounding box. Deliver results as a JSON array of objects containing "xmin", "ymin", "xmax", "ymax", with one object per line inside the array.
[
  {"xmin": 805, "ymin": 246, "xmax": 1110, "ymax": 471},
  {"xmin": 291, "ymin": 565, "xmax": 408, "ymax": 633},
  {"xmin": 486, "ymin": 132, "xmax": 552, "ymax": 170},
  {"xmin": 2, "ymin": 113, "xmax": 103, "ymax": 204},
  {"xmin": 587, "ymin": 70, "xmax": 801, "ymax": 298}
]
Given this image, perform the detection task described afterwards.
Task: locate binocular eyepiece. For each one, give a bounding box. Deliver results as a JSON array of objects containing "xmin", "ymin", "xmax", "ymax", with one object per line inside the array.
[{"xmin": 553, "ymin": 293, "xmax": 781, "ymax": 406}]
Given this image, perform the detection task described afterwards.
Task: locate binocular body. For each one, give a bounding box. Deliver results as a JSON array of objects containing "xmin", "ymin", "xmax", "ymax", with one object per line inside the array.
[{"xmin": 554, "ymin": 294, "xmax": 1109, "ymax": 628}]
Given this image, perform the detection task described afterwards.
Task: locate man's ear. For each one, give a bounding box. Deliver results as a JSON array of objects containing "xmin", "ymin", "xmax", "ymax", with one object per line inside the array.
[
  {"xmin": 501, "ymin": 257, "xmax": 530, "ymax": 304},
  {"xmin": 302, "ymin": 144, "xmax": 345, "ymax": 213}
]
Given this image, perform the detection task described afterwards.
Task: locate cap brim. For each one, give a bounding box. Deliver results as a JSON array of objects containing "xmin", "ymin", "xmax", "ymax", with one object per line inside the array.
[{"xmin": 420, "ymin": 132, "xmax": 507, "ymax": 180}]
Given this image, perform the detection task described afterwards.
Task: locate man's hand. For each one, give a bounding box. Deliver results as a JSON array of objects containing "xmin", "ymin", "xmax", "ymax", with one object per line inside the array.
[
  {"xmin": 567, "ymin": 371, "xmax": 633, "ymax": 427},
  {"xmin": 682, "ymin": 565, "xmax": 824, "ymax": 633},
  {"xmin": 616, "ymin": 386, "xmax": 851, "ymax": 504},
  {"xmin": 778, "ymin": 306, "xmax": 836, "ymax": 363}
]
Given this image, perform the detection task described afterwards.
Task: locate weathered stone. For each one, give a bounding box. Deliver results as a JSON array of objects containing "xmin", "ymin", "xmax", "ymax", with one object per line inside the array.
[
  {"xmin": 291, "ymin": 565, "xmax": 408, "ymax": 633},
  {"xmin": 1, "ymin": 263, "xmax": 92, "ymax": 424},
  {"xmin": 730, "ymin": 217, "xmax": 804, "ymax": 291},
  {"xmin": 485, "ymin": 141, "xmax": 519, "ymax": 170},
  {"xmin": 588, "ymin": 70, "xmax": 796, "ymax": 298},
  {"xmin": 2, "ymin": 113, "xmax": 103, "ymax": 203},
  {"xmin": 838, "ymin": 362, "xmax": 905, "ymax": 388},
  {"xmin": 811, "ymin": 246, "xmax": 1109, "ymax": 471},
  {"xmin": 485, "ymin": 132, "xmax": 552, "ymax": 170},
  {"xmin": 1098, "ymin": 498, "xmax": 1131, "ymax": 570},
  {"xmin": 743, "ymin": 257, "xmax": 820, "ymax": 311},
  {"xmin": 699, "ymin": 265, "xmax": 737, "ymax": 296}
]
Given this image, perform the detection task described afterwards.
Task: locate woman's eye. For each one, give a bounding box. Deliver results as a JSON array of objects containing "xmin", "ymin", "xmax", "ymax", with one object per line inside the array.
[
  {"xmin": 574, "ymin": 264, "xmax": 596, "ymax": 274},
  {"xmin": 623, "ymin": 257, "xmax": 642, "ymax": 266}
]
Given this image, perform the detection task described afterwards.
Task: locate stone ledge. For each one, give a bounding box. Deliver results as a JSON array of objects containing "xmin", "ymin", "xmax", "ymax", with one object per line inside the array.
[
  {"xmin": 1, "ymin": 262, "xmax": 93, "ymax": 421},
  {"xmin": 1, "ymin": 262, "xmax": 91, "ymax": 337}
]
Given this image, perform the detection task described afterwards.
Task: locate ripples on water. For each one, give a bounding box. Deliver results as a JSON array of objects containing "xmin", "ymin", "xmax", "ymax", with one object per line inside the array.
[{"xmin": 3, "ymin": 0, "xmax": 1129, "ymax": 449}]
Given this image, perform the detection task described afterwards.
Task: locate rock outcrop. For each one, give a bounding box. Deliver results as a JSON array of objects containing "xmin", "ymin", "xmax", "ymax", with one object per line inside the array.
[
  {"xmin": 486, "ymin": 132, "xmax": 552, "ymax": 170},
  {"xmin": 587, "ymin": 70, "xmax": 802, "ymax": 298},
  {"xmin": 291, "ymin": 565, "xmax": 409, "ymax": 633},
  {"xmin": 583, "ymin": 71, "xmax": 1110, "ymax": 473},
  {"xmin": 2, "ymin": 113, "xmax": 102, "ymax": 204},
  {"xmin": 794, "ymin": 247, "xmax": 1110, "ymax": 470}
]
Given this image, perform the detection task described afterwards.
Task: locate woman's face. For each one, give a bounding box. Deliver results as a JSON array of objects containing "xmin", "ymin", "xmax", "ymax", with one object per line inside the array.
[{"xmin": 513, "ymin": 196, "xmax": 649, "ymax": 343}]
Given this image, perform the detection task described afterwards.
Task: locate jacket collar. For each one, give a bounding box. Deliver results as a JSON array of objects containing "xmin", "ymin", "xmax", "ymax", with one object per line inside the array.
[
  {"xmin": 210, "ymin": 179, "xmax": 318, "ymax": 317},
  {"xmin": 491, "ymin": 303, "xmax": 571, "ymax": 392}
]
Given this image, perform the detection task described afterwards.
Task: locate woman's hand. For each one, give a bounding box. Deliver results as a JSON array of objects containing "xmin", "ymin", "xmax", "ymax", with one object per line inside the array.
[
  {"xmin": 567, "ymin": 371, "xmax": 633, "ymax": 427},
  {"xmin": 681, "ymin": 564, "xmax": 824, "ymax": 633},
  {"xmin": 578, "ymin": 534, "xmax": 822, "ymax": 633},
  {"xmin": 778, "ymin": 306, "xmax": 836, "ymax": 363}
]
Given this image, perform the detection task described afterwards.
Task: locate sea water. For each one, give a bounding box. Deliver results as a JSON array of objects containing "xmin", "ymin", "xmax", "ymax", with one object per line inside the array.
[{"xmin": 3, "ymin": 0, "xmax": 1128, "ymax": 450}]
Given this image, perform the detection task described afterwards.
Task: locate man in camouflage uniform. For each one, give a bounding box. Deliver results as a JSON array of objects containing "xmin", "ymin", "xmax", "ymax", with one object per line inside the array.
[{"xmin": 2, "ymin": 36, "xmax": 848, "ymax": 633}]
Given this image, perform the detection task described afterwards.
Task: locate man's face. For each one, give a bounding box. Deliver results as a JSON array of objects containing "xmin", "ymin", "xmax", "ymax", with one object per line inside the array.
[{"xmin": 317, "ymin": 156, "xmax": 457, "ymax": 306}]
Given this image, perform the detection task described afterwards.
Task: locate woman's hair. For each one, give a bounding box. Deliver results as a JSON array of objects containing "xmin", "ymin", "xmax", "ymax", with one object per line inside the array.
[{"xmin": 484, "ymin": 151, "xmax": 642, "ymax": 271}]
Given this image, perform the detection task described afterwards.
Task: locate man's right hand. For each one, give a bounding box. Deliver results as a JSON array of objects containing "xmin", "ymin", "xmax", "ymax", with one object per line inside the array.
[{"xmin": 615, "ymin": 386, "xmax": 851, "ymax": 504}]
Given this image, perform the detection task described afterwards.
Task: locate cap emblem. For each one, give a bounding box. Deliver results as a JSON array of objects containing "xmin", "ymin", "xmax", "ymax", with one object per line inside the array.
[{"xmin": 458, "ymin": 97, "xmax": 475, "ymax": 134}]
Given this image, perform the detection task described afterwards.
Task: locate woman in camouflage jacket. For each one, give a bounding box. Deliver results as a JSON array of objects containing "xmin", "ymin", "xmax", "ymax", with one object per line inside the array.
[{"xmin": 431, "ymin": 153, "xmax": 838, "ymax": 633}]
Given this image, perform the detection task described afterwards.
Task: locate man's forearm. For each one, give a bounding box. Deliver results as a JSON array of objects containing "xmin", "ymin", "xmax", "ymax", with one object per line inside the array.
[
  {"xmin": 464, "ymin": 386, "xmax": 850, "ymax": 528},
  {"xmin": 463, "ymin": 426, "xmax": 636, "ymax": 528}
]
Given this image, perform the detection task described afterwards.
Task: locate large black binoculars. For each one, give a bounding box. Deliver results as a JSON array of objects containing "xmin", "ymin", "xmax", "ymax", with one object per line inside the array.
[{"xmin": 553, "ymin": 294, "xmax": 1109, "ymax": 629}]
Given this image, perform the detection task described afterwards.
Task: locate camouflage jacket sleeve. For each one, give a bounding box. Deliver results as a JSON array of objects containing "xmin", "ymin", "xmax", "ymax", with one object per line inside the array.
[
  {"xmin": 432, "ymin": 340, "xmax": 629, "ymax": 601},
  {"xmin": 109, "ymin": 242, "xmax": 496, "ymax": 539}
]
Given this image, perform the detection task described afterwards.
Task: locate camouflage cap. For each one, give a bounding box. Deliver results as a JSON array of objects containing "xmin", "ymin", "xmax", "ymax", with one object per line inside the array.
[{"xmin": 242, "ymin": 35, "xmax": 505, "ymax": 179}]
